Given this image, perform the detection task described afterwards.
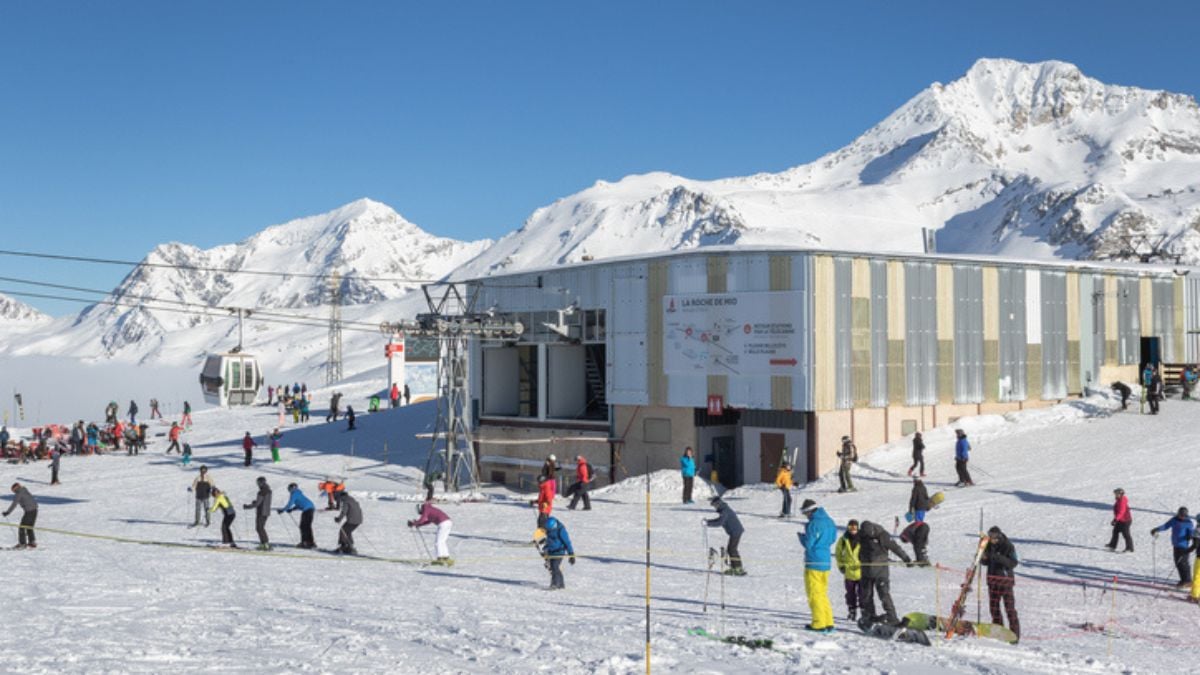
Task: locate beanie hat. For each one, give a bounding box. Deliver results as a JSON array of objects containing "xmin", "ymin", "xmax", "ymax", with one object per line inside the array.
[
  {"xmin": 709, "ymin": 495, "xmax": 723, "ymax": 506},
  {"xmin": 987, "ymin": 525, "xmax": 1002, "ymax": 537},
  {"xmin": 800, "ymin": 499, "xmax": 818, "ymax": 515},
  {"xmin": 847, "ymin": 519, "xmax": 859, "ymax": 527}
]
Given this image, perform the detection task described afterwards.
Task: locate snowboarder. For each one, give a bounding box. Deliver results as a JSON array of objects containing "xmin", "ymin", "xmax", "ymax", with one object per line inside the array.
[
  {"xmin": 775, "ymin": 461, "xmax": 794, "ymax": 517},
  {"xmin": 837, "ymin": 436, "xmax": 857, "ymax": 493},
  {"xmin": 243, "ymin": 477, "xmax": 273, "ymax": 551},
  {"xmin": 190, "ymin": 466, "xmax": 214, "ymax": 527},
  {"xmin": 1152, "ymin": 507, "xmax": 1195, "ymax": 586},
  {"xmin": 536, "ymin": 473, "xmax": 556, "ymax": 526},
  {"xmin": 181, "ymin": 400, "xmax": 193, "ymax": 428},
  {"xmin": 798, "ymin": 499, "xmax": 837, "ymax": 632},
  {"xmin": 535, "ymin": 515, "xmax": 574, "ymax": 589},
  {"xmin": 209, "ymin": 487, "xmax": 237, "ymax": 547},
  {"xmin": 856, "ymin": 519, "xmax": 912, "ymax": 627},
  {"xmin": 907, "ymin": 431, "xmax": 925, "ymax": 477},
  {"xmin": 679, "ymin": 447, "xmax": 696, "ymax": 504},
  {"xmin": 278, "ymin": 483, "xmax": 316, "ymax": 548},
  {"xmin": 835, "ymin": 519, "xmax": 863, "ymax": 620},
  {"xmin": 1111, "ymin": 381, "xmax": 1132, "ymax": 410},
  {"xmin": 1148, "ymin": 370, "xmax": 1165, "ymax": 415},
  {"xmin": 241, "ymin": 432, "xmax": 256, "ymax": 467},
  {"xmin": 705, "ymin": 496, "xmax": 746, "ymax": 575},
  {"xmin": 982, "ymin": 526, "xmax": 1021, "ymax": 642},
  {"xmin": 346, "ymin": 405, "xmax": 356, "ymax": 431},
  {"xmin": 1106, "ymin": 488, "xmax": 1133, "ymax": 553},
  {"xmin": 409, "ymin": 502, "xmax": 454, "ymax": 565},
  {"xmin": 167, "ymin": 422, "xmax": 182, "ymax": 454},
  {"xmin": 269, "ymin": 428, "xmax": 282, "ymax": 463},
  {"xmin": 953, "ymin": 429, "xmax": 974, "ymax": 487},
  {"xmin": 128, "ymin": 400, "xmax": 138, "ymax": 425},
  {"xmin": 908, "ymin": 476, "xmax": 932, "ymax": 523},
  {"xmin": 390, "ymin": 383, "xmax": 400, "ymax": 408},
  {"xmin": 3, "ymin": 482, "xmax": 38, "ymax": 549},
  {"xmin": 403, "ymin": 383, "xmax": 411, "ymax": 406},
  {"xmin": 48, "ymin": 446, "xmax": 61, "ymax": 486},
  {"xmin": 566, "ymin": 455, "xmax": 592, "ymax": 511},
  {"xmin": 333, "ymin": 491, "xmax": 363, "ymax": 555}
]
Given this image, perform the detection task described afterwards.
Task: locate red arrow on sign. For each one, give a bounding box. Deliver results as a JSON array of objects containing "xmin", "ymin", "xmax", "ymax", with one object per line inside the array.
[{"xmin": 769, "ymin": 358, "xmax": 798, "ymax": 366}]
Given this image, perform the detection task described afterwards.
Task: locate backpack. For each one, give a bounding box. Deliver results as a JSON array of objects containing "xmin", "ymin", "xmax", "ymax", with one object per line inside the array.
[{"xmin": 586, "ymin": 463, "xmax": 595, "ymax": 481}]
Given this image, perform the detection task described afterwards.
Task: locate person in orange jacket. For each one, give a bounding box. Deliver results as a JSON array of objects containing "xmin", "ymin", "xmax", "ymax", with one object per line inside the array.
[
  {"xmin": 167, "ymin": 422, "xmax": 183, "ymax": 454},
  {"xmin": 566, "ymin": 455, "xmax": 592, "ymax": 511},
  {"xmin": 537, "ymin": 473, "xmax": 556, "ymax": 526},
  {"xmin": 318, "ymin": 478, "xmax": 345, "ymax": 511}
]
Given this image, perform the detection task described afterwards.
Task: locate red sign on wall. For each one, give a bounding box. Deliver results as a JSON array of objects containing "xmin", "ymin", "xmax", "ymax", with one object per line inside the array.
[{"xmin": 707, "ymin": 395, "xmax": 724, "ymax": 416}]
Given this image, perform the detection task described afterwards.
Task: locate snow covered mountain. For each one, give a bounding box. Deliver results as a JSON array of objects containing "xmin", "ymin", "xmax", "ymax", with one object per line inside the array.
[
  {"xmin": 63, "ymin": 199, "xmax": 491, "ymax": 356},
  {"xmin": 0, "ymin": 292, "xmax": 51, "ymax": 324},
  {"xmin": 456, "ymin": 58, "xmax": 1200, "ymax": 277}
]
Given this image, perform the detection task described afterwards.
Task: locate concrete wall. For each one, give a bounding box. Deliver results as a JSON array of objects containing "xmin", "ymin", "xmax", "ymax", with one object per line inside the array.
[{"xmin": 612, "ymin": 404, "xmax": 697, "ymax": 475}]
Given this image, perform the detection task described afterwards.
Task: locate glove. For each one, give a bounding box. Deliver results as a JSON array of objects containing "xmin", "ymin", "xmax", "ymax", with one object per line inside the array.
[
  {"xmin": 406, "ymin": 520, "xmax": 414, "ymax": 528},
  {"xmin": 335, "ymin": 517, "xmax": 343, "ymax": 524},
  {"xmin": 277, "ymin": 509, "xmax": 284, "ymax": 515},
  {"xmin": 1111, "ymin": 519, "xmax": 1116, "ymax": 526},
  {"xmin": 187, "ymin": 487, "xmax": 193, "ymax": 493},
  {"xmin": 838, "ymin": 567, "xmax": 846, "ymax": 575},
  {"xmin": 1151, "ymin": 529, "xmax": 1159, "ymax": 537},
  {"xmin": 569, "ymin": 555, "xmax": 576, "ymax": 565}
]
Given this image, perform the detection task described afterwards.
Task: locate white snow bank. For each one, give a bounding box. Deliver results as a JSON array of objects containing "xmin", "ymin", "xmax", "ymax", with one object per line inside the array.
[{"xmin": 594, "ymin": 469, "xmax": 717, "ymax": 503}]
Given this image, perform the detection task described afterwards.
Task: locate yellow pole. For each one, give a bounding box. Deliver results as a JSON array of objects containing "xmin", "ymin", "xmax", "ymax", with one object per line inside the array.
[{"xmin": 935, "ymin": 564, "xmax": 941, "ymax": 636}]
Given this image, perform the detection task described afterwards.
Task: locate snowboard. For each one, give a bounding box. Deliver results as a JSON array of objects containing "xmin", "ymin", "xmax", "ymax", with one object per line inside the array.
[
  {"xmin": 856, "ymin": 617, "xmax": 931, "ymax": 646},
  {"xmin": 903, "ymin": 612, "xmax": 1018, "ymax": 644}
]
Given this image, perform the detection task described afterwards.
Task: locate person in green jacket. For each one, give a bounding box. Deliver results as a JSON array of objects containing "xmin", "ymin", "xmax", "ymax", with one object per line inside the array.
[{"xmin": 835, "ymin": 519, "xmax": 863, "ymax": 621}]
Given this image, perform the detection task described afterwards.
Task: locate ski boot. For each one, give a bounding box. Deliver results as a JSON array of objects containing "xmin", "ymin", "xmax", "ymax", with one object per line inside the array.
[{"xmin": 847, "ymin": 607, "xmax": 857, "ymax": 621}]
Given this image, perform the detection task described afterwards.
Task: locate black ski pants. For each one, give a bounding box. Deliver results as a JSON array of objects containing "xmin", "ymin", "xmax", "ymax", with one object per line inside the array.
[
  {"xmin": 1149, "ymin": 396, "xmax": 1160, "ymax": 414},
  {"xmin": 567, "ymin": 482, "xmax": 590, "ymax": 510},
  {"xmin": 955, "ymin": 459, "xmax": 973, "ymax": 485},
  {"xmin": 682, "ymin": 476, "xmax": 694, "ymax": 503},
  {"xmin": 255, "ymin": 514, "xmax": 269, "ymax": 545},
  {"xmin": 339, "ymin": 522, "xmax": 359, "ymax": 552},
  {"xmin": 221, "ymin": 512, "xmax": 236, "ymax": 544},
  {"xmin": 987, "ymin": 577, "xmax": 1020, "ymax": 637},
  {"xmin": 243, "ymin": 449, "xmax": 252, "ymax": 467},
  {"xmin": 726, "ymin": 534, "xmax": 743, "ymax": 571},
  {"xmin": 909, "ymin": 453, "xmax": 924, "ymax": 475},
  {"xmin": 51, "ymin": 466, "xmax": 59, "ymax": 485},
  {"xmin": 167, "ymin": 440, "xmax": 180, "ymax": 454},
  {"xmin": 1107, "ymin": 521, "xmax": 1133, "ymax": 552},
  {"xmin": 780, "ymin": 488, "xmax": 791, "ymax": 516},
  {"xmin": 1173, "ymin": 546, "xmax": 1192, "ymax": 584},
  {"xmin": 843, "ymin": 579, "xmax": 861, "ymax": 611},
  {"xmin": 299, "ymin": 509, "xmax": 315, "ymax": 547},
  {"xmin": 17, "ymin": 510, "xmax": 37, "ymax": 547},
  {"xmin": 549, "ymin": 556, "xmax": 565, "ymax": 589},
  {"xmin": 860, "ymin": 573, "xmax": 898, "ymax": 624}
]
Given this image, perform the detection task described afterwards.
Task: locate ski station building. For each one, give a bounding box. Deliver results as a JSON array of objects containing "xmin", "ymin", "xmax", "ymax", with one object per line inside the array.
[{"xmin": 463, "ymin": 247, "xmax": 1199, "ymax": 490}]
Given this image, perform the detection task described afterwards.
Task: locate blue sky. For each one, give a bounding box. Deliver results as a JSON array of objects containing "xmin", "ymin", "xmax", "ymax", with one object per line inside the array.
[{"xmin": 3, "ymin": 1, "xmax": 1199, "ymax": 315}]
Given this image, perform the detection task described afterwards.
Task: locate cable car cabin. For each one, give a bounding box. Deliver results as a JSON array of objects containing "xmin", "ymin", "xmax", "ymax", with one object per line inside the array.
[{"xmin": 199, "ymin": 353, "xmax": 264, "ymax": 407}]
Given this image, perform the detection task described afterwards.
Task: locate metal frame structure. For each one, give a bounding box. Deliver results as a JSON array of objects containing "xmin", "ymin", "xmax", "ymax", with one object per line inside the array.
[{"xmin": 381, "ymin": 282, "xmax": 524, "ymax": 492}]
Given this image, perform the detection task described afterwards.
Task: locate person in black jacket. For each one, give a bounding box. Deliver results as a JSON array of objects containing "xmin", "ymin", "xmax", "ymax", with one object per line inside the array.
[
  {"xmin": 982, "ymin": 526, "xmax": 1020, "ymax": 641},
  {"xmin": 705, "ymin": 496, "xmax": 746, "ymax": 575},
  {"xmin": 243, "ymin": 477, "xmax": 273, "ymax": 551},
  {"xmin": 907, "ymin": 432, "xmax": 925, "ymax": 477},
  {"xmin": 1148, "ymin": 371, "xmax": 1165, "ymax": 415},
  {"xmin": 2, "ymin": 482, "xmax": 38, "ymax": 549},
  {"xmin": 1110, "ymin": 381, "xmax": 1131, "ymax": 410},
  {"xmin": 908, "ymin": 477, "xmax": 932, "ymax": 523},
  {"xmin": 856, "ymin": 520, "xmax": 911, "ymax": 626}
]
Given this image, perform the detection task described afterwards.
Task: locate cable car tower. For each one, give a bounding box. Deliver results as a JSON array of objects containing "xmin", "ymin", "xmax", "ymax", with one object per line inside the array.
[{"xmin": 380, "ymin": 283, "xmax": 523, "ymax": 493}]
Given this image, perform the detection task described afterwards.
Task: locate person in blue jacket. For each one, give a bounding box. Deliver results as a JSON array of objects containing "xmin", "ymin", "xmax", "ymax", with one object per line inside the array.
[
  {"xmin": 1152, "ymin": 507, "xmax": 1195, "ymax": 586},
  {"xmin": 798, "ymin": 499, "xmax": 838, "ymax": 633},
  {"xmin": 705, "ymin": 496, "xmax": 746, "ymax": 575},
  {"xmin": 954, "ymin": 429, "xmax": 974, "ymax": 487},
  {"xmin": 536, "ymin": 515, "xmax": 575, "ymax": 590},
  {"xmin": 278, "ymin": 483, "xmax": 317, "ymax": 548},
  {"xmin": 680, "ymin": 447, "xmax": 697, "ymax": 504}
]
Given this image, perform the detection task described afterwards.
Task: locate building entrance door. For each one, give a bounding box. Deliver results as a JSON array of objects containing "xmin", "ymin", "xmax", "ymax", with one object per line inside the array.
[{"xmin": 760, "ymin": 433, "xmax": 785, "ymax": 484}]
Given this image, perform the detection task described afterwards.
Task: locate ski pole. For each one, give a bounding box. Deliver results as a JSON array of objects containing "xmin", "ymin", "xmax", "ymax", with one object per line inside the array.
[{"xmin": 720, "ymin": 545, "xmax": 726, "ymax": 636}]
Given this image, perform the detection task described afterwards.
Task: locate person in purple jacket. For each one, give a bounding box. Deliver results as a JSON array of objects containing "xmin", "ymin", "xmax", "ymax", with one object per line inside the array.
[{"xmin": 409, "ymin": 502, "xmax": 454, "ymax": 566}]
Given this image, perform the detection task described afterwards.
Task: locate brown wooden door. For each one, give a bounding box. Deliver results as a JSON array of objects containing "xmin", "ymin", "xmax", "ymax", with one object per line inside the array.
[{"xmin": 760, "ymin": 433, "xmax": 785, "ymax": 483}]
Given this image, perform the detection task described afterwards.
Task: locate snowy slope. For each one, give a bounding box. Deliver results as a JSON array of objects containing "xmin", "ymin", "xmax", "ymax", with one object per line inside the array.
[
  {"xmin": 3, "ymin": 383, "xmax": 1198, "ymax": 673},
  {"xmin": 0, "ymin": 292, "xmax": 51, "ymax": 325},
  {"xmin": 456, "ymin": 58, "xmax": 1200, "ymax": 278}
]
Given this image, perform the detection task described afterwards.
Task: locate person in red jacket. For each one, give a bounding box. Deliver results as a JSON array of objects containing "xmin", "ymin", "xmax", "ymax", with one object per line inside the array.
[
  {"xmin": 166, "ymin": 422, "xmax": 183, "ymax": 454},
  {"xmin": 241, "ymin": 432, "xmax": 256, "ymax": 467},
  {"xmin": 1106, "ymin": 487, "xmax": 1134, "ymax": 553},
  {"xmin": 566, "ymin": 455, "xmax": 592, "ymax": 511},
  {"xmin": 537, "ymin": 473, "xmax": 556, "ymax": 526},
  {"xmin": 390, "ymin": 383, "xmax": 400, "ymax": 409}
]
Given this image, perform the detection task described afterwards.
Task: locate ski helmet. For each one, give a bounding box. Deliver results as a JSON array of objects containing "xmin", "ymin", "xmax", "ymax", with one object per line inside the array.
[
  {"xmin": 287, "ymin": 483, "xmax": 297, "ymax": 492},
  {"xmin": 256, "ymin": 476, "xmax": 267, "ymax": 486}
]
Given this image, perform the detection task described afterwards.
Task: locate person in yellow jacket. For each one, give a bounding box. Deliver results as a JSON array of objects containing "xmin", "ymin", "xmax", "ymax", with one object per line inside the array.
[
  {"xmin": 775, "ymin": 461, "xmax": 794, "ymax": 518},
  {"xmin": 835, "ymin": 519, "xmax": 863, "ymax": 621},
  {"xmin": 209, "ymin": 487, "xmax": 238, "ymax": 548}
]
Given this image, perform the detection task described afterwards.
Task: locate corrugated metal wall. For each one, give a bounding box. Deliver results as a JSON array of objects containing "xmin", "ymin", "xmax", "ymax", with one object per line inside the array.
[
  {"xmin": 904, "ymin": 262, "xmax": 938, "ymax": 405},
  {"xmin": 610, "ymin": 264, "xmax": 649, "ymax": 404},
  {"xmin": 1040, "ymin": 272, "xmax": 1068, "ymax": 399},
  {"xmin": 1188, "ymin": 276, "xmax": 1200, "ymax": 363},
  {"xmin": 1078, "ymin": 274, "xmax": 1104, "ymax": 388},
  {"xmin": 833, "ymin": 258, "xmax": 853, "ymax": 409},
  {"xmin": 997, "ymin": 267, "xmax": 1027, "ymax": 400},
  {"xmin": 1152, "ymin": 279, "xmax": 1176, "ymax": 362},
  {"xmin": 870, "ymin": 260, "xmax": 889, "ymax": 407},
  {"xmin": 725, "ymin": 254, "xmax": 772, "ymax": 409},
  {"xmin": 1117, "ymin": 277, "xmax": 1140, "ymax": 364},
  {"xmin": 791, "ymin": 255, "xmax": 816, "ymax": 412},
  {"xmin": 953, "ymin": 265, "xmax": 984, "ymax": 403}
]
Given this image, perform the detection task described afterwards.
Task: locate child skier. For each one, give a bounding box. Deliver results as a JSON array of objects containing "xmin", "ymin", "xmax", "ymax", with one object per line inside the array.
[
  {"xmin": 835, "ymin": 519, "xmax": 863, "ymax": 620},
  {"xmin": 535, "ymin": 515, "xmax": 575, "ymax": 590},
  {"xmin": 775, "ymin": 461, "xmax": 794, "ymax": 518},
  {"xmin": 241, "ymin": 432, "xmax": 256, "ymax": 467},
  {"xmin": 409, "ymin": 502, "xmax": 454, "ymax": 565},
  {"xmin": 269, "ymin": 428, "xmax": 283, "ymax": 463}
]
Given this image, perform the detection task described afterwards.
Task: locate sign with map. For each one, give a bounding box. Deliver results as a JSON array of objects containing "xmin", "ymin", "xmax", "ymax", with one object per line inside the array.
[{"xmin": 662, "ymin": 291, "xmax": 804, "ymax": 376}]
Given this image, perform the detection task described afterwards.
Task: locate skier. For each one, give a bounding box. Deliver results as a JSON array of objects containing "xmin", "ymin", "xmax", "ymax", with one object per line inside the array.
[
  {"xmin": 679, "ymin": 447, "xmax": 696, "ymax": 504},
  {"xmin": 269, "ymin": 428, "xmax": 283, "ymax": 463},
  {"xmin": 181, "ymin": 442, "xmax": 192, "ymax": 466},
  {"xmin": 775, "ymin": 461, "xmax": 794, "ymax": 518},
  {"xmin": 409, "ymin": 501, "xmax": 454, "ymax": 565},
  {"xmin": 70, "ymin": 422, "xmax": 84, "ymax": 455},
  {"xmin": 1106, "ymin": 487, "xmax": 1133, "ymax": 553},
  {"xmin": 167, "ymin": 422, "xmax": 182, "ymax": 454},
  {"xmin": 243, "ymin": 476, "xmax": 273, "ymax": 551},
  {"xmin": 190, "ymin": 465, "xmax": 214, "ymax": 527},
  {"xmin": 907, "ymin": 431, "xmax": 925, "ymax": 477},
  {"xmin": 900, "ymin": 519, "xmax": 931, "ymax": 566},
  {"xmin": 181, "ymin": 400, "xmax": 193, "ymax": 428},
  {"xmin": 536, "ymin": 473, "xmax": 556, "ymax": 527},
  {"xmin": 535, "ymin": 514, "xmax": 575, "ymax": 590},
  {"xmin": 319, "ymin": 478, "xmax": 345, "ymax": 510},
  {"xmin": 241, "ymin": 432, "xmax": 256, "ymax": 467},
  {"xmin": 705, "ymin": 496, "xmax": 746, "ymax": 575},
  {"xmin": 403, "ymin": 383, "xmax": 411, "ymax": 406},
  {"xmin": 837, "ymin": 436, "xmax": 857, "ymax": 493},
  {"xmin": 333, "ymin": 491, "xmax": 363, "ymax": 555},
  {"xmin": 1148, "ymin": 370, "xmax": 1165, "ymax": 415},
  {"xmin": 209, "ymin": 487, "xmax": 237, "ymax": 547},
  {"xmin": 856, "ymin": 519, "xmax": 912, "ymax": 627},
  {"xmin": 1151, "ymin": 507, "xmax": 1195, "ymax": 586},
  {"xmin": 798, "ymin": 499, "xmax": 837, "ymax": 632},
  {"xmin": 1111, "ymin": 381, "xmax": 1132, "ymax": 410},
  {"xmin": 566, "ymin": 455, "xmax": 592, "ymax": 511},
  {"xmin": 278, "ymin": 483, "xmax": 317, "ymax": 548},
  {"xmin": 908, "ymin": 476, "xmax": 932, "ymax": 523},
  {"xmin": 49, "ymin": 446, "xmax": 61, "ymax": 486},
  {"xmin": 953, "ymin": 429, "xmax": 974, "ymax": 487},
  {"xmin": 3, "ymin": 482, "xmax": 38, "ymax": 549},
  {"xmin": 128, "ymin": 400, "xmax": 138, "ymax": 425},
  {"xmin": 299, "ymin": 396, "xmax": 310, "ymax": 422},
  {"xmin": 835, "ymin": 519, "xmax": 863, "ymax": 620},
  {"xmin": 326, "ymin": 393, "xmax": 341, "ymax": 423},
  {"xmin": 982, "ymin": 526, "xmax": 1021, "ymax": 642},
  {"xmin": 390, "ymin": 383, "xmax": 400, "ymax": 408},
  {"xmin": 277, "ymin": 399, "xmax": 286, "ymax": 427},
  {"xmin": 149, "ymin": 398, "xmax": 161, "ymax": 420},
  {"xmin": 346, "ymin": 405, "xmax": 356, "ymax": 431}
]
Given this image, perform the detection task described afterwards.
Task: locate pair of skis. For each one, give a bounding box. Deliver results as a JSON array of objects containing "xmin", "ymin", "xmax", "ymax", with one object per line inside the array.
[{"xmin": 944, "ymin": 534, "xmax": 990, "ymax": 639}]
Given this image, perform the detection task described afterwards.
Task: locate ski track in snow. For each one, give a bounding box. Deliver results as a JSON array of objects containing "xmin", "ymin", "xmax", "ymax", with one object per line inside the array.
[{"xmin": 0, "ymin": 389, "xmax": 1196, "ymax": 673}]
